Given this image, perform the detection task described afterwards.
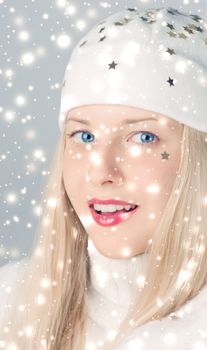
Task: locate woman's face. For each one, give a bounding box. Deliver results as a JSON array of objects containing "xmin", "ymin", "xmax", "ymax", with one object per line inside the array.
[{"xmin": 62, "ymin": 104, "xmax": 184, "ymax": 259}]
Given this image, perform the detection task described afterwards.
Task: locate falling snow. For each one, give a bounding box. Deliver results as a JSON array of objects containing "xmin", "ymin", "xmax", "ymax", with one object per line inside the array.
[{"xmin": 0, "ymin": 1, "xmax": 207, "ymax": 350}]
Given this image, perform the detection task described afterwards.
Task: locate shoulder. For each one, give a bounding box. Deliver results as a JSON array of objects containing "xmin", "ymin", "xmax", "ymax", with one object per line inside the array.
[
  {"xmin": 116, "ymin": 284, "xmax": 207, "ymax": 350},
  {"xmin": 0, "ymin": 258, "xmax": 29, "ymax": 284}
]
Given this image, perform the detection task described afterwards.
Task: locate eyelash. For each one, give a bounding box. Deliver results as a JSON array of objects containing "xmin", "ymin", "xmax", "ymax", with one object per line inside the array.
[{"xmin": 67, "ymin": 129, "xmax": 160, "ymax": 146}]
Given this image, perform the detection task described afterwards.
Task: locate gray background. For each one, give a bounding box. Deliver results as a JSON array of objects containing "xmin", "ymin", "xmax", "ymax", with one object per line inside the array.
[{"xmin": 0, "ymin": 0, "xmax": 207, "ymax": 265}]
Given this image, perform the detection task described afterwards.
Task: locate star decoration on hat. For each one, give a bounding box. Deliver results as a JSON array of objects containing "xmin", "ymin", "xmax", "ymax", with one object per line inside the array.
[
  {"xmin": 99, "ymin": 27, "xmax": 105, "ymax": 34},
  {"xmin": 190, "ymin": 14, "xmax": 202, "ymax": 22},
  {"xmin": 166, "ymin": 48, "xmax": 176, "ymax": 55},
  {"xmin": 114, "ymin": 21, "xmax": 124, "ymax": 26},
  {"xmin": 167, "ymin": 77, "xmax": 175, "ymax": 86},
  {"xmin": 144, "ymin": 10, "xmax": 159, "ymax": 22},
  {"xmin": 145, "ymin": 9, "xmax": 160, "ymax": 16},
  {"xmin": 167, "ymin": 31, "xmax": 177, "ymax": 38},
  {"xmin": 167, "ymin": 8, "xmax": 184, "ymax": 16},
  {"xmin": 183, "ymin": 26, "xmax": 194, "ymax": 34},
  {"xmin": 108, "ymin": 61, "xmax": 118, "ymax": 69},
  {"xmin": 161, "ymin": 151, "xmax": 170, "ymax": 160},
  {"xmin": 167, "ymin": 8, "xmax": 180, "ymax": 15},
  {"xmin": 79, "ymin": 40, "xmax": 87, "ymax": 47},
  {"xmin": 178, "ymin": 32, "xmax": 188, "ymax": 39},
  {"xmin": 114, "ymin": 16, "xmax": 134, "ymax": 26},
  {"xmin": 99, "ymin": 36, "xmax": 106, "ymax": 42},
  {"xmin": 140, "ymin": 16, "xmax": 148, "ymax": 22},
  {"xmin": 167, "ymin": 23, "xmax": 175, "ymax": 30},
  {"xmin": 139, "ymin": 15, "xmax": 157, "ymax": 24},
  {"xmin": 188, "ymin": 23, "xmax": 199, "ymax": 30},
  {"xmin": 123, "ymin": 16, "xmax": 134, "ymax": 24},
  {"xmin": 195, "ymin": 26, "xmax": 204, "ymax": 33},
  {"xmin": 127, "ymin": 8, "xmax": 137, "ymax": 12}
]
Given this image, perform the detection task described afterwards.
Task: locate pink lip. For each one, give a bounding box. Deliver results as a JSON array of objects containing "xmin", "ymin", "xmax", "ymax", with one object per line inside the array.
[{"xmin": 89, "ymin": 204, "xmax": 139, "ymax": 227}]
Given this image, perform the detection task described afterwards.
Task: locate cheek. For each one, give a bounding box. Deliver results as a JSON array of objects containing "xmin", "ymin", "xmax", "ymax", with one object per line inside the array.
[
  {"xmin": 150, "ymin": 161, "xmax": 178, "ymax": 199},
  {"xmin": 126, "ymin": 146, "xmax": 181, "ymax": 201},
  {"xmin": 62, "ymin": 149, "xmax": 87, "ymax": 199}
]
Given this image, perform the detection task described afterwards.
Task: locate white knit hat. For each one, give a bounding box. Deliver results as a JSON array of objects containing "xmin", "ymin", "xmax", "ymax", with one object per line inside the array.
[{"xmin": 58, "ymin": 6, "xmax": 207, "ymax": 133}]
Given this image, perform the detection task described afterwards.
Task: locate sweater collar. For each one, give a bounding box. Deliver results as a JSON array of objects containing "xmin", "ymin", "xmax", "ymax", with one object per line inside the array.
[{"xmin": 86, "ymin": 238, "xmax": 149, "ymax": 307}]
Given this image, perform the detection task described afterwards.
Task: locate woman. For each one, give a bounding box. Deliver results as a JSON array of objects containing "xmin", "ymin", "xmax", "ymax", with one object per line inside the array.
[{"xmin": 0, "ymin": 6, "xmax": 207, "ymax": 350}]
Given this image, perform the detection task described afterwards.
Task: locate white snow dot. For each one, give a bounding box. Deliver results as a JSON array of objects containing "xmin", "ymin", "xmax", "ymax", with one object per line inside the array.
[
  {"xmin": 18, "ymin": 30, "xmax": 30, "ymax": 41},
  {"xmin": 57, "ymin": 33, "xmax": 71, "ymax": 48},
  {"xmin": 21, "ymin": 52, "xmax": 35, "ymax": 65},
  {"xmin": 163, "ymin": 332, "xmax": 177, "ymax": 345},
  {"xmin": 4, "ymin": 110, "xmax": 15, "ymax": 121},
  {"xmin": 6, "ymin": 193, "xmax": 18, "ymax": 204},
  {"xmin": 75, "ymin": 19, "xmax": 86, "ymax": 31},
  {"xmin": 56, "ymin": 0, "xmax": 67, "ymax": 7},
  {"xmin": 5, "ymin": 69, "xmax": 13, "ymax": 77},
  {"xmin": 66, "ymin": 5, "xmax": 77, "ymax": 15},
  {"xmin": 15, "ymin": 95, "xmax": 26, "ymax": 106}
]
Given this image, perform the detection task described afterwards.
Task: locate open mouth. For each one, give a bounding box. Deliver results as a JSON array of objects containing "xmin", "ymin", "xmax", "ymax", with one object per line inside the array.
[
  {"xmin": 89, "ymin": 204, "xmax": 138, "ymax": 216},
  {"xmin": 88, "ymin": 202, "xmax": 140, "ymax": 227}
]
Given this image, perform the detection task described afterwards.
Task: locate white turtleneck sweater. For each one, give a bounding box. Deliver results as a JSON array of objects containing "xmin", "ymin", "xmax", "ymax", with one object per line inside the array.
[
  {"xmin": 85, "ymin": 238, "xmax": 149, "ymax": 349},
  {"xmin": 0, "ymin": 243, "xmax": 206, "ymax": 350},
  {"xmin": 85, "ymin": 239, "xmax": 207, "ymax": 350}
]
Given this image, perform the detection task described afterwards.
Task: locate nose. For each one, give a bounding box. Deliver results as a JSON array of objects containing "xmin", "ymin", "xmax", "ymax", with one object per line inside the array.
[
  {"xmin": 87, "ymin": 171, "xmax": 124, "ymax": 186},
  {"xmin": 86, "ymin": 147, "xmax": 124, "ymax": 187}
]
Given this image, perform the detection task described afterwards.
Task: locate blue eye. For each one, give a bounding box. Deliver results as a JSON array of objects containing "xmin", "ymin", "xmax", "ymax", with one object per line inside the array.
[
  {"xmin": 130, "ymin": 131, "xmax": 159, "ymax": 145},
  {"xmin": 68, "ymin": 130, "xmax": 95, "ymax": 143},
  {"xmin": 67, "ymin": 130, "xmax": 159, "ymax": 145}
]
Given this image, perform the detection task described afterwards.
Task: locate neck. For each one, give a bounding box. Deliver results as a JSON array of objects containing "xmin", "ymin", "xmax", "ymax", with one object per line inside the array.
[{"xmin": 86, "ymin": 238, "xmax": 148, "ymax": 306}]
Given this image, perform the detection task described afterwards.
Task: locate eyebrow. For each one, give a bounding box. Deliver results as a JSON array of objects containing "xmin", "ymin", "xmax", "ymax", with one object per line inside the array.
[{"xmin": 67, "ymin": 117, "xmax": 157, "ymax": 125}]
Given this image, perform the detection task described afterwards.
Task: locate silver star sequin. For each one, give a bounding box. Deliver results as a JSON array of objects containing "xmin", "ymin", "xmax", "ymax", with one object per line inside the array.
[
  {"xmin": 114, "ymin": 16, "xmax": 134, "ymax": 26},
  {"xmin": 161, "ymin": 151, "xmax": 170, "ymax": 160},
  {"xmin": 195, "ymin": 26, "xmax": 204, "ymax": 33},
  {"xmin": 79, "ymin": 40, "xmax": 87, "ymax": 47},
  {"xmin": 114, "ymin": 21, "xmax": 124, "ymax": 26},
  {"xmin": 108, "ymin": 61, "xmax": 118, "ymax": 69},
  {"xmin": 178, "ymin": 33, "xmax": 188, "ymax": 39},
  {"xmin": 190, "ymin": 14, "xmax": 202, "ymax": 22},
  {"xmin": 98, "ymin": 36, "xmax": 106, "ymax": 42},
  {"xmin": 167, "ymin": 8, "xmax": 182, "ymax": 15},
  {"xmin": 167, "ymin": 31, "xmax": 177, "ymax": 38},
  {"xmin": 127, "ymin": 8, "xmax": 137, "ymax": 12},
  {"xmin": 99, "ymin": 27, "xmax": 105, "ymax": 34},
  {"xmin": 167, "ymin": 23, "xmax": 175, "ymax": 30},
  {"xmin": 167, "ymin": 77, "xmax": 175, "ymax": 86},
  {"xmin": 166, "ymin": 48, "xmax": 176, "ymax": 55},
  {"xmin": 140, "ymin": 16, "xmax": 148, "ymax": 22},
  {"xmin": 183, "ymin": 26, "xmax": 194, "ymax": 34}
]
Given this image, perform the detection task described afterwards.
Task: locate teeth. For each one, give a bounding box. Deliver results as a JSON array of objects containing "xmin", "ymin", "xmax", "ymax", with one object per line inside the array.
[{"xmin": 92, "ymin": 204, "xmax": 137, "ymax": 213}]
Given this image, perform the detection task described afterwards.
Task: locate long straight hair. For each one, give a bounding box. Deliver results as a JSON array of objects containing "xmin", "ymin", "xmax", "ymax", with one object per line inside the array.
[{"xmin": 1, "ymin": 120, "xmax": 206, "ymax": 350}]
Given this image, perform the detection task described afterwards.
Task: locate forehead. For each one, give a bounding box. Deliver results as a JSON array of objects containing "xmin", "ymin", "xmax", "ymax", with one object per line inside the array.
[{"xmin": 66, "ymin": 104, "xmax": 176, "ymax": 126}]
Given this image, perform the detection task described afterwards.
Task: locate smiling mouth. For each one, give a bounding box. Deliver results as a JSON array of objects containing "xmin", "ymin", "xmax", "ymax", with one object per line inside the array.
[
  {"xmin": 89, "ymin": 205, "xmax": 138, "ymax": 215},
  {"xmin": 89, "ymin": 203, "xmax": 140, "ymax": 227}
]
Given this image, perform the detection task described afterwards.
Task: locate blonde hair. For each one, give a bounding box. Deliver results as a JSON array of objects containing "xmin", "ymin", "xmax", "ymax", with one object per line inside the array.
[{"xmin": 1, "ymin": 120, "xmax": 207, "ymax": 350}]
